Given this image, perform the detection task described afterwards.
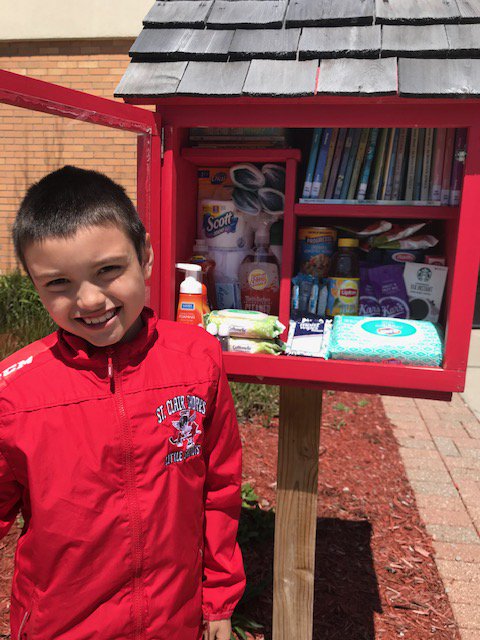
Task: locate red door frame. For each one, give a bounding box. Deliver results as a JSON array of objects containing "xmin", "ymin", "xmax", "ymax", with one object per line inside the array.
[{"xmin": 0, "ymin": 69, "xmax": 162, "ymax": 312}]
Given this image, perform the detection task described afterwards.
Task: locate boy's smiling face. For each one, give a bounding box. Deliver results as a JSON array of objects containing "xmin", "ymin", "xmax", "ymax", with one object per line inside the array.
[{"xmin": 24, "ymin": 223, "xmax": 154, "ymax": 347}]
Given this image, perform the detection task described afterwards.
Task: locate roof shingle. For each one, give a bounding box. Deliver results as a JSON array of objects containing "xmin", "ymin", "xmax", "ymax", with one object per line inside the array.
[
  {"xmin": 207, "ymin": 1, "xmax": 288, "ymax": 29},
  {"xmin": 115, "ymin": 0, "xmax": 480, "ymax": 99}
]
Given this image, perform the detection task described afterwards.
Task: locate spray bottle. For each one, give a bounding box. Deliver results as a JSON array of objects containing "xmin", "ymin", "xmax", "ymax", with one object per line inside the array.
[
  {"xmin": 238, "ymin": 226, "xmax": 280, "ymax": 315},
  {"xmin": 176, "ymin": 263, "xmax": 205, "ymax": 326}
]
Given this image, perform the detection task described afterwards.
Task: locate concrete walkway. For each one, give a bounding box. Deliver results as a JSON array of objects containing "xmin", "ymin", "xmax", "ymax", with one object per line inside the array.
[{"xmin": 382, "ymin": 332, "xmax": 480, "ymax": 639}]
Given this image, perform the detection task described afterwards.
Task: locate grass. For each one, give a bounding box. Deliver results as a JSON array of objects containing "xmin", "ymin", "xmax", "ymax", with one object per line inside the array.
[
  {"xmin": 0, "ymin": 271, "xmax": 56, "ymax": 359},
  {"xmin": 229, "ymin": 382, "xmax": 279, "ymax": 427}
]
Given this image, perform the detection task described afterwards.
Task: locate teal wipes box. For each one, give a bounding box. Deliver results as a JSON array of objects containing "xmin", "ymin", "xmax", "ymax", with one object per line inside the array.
[{"xmin": 328, "ymin": 316, "xmax": 444, "ymax": 367}]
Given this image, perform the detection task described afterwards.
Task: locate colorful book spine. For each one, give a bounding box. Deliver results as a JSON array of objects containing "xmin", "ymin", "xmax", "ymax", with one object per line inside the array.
[
  {"xmin": 340, "ymin": 128, "xmax": 362, "ymax": 200},
  {"xmin": 441, "ymin": 128, "xmax": 456, "ymax": 205},
  {"xmin": 391, "ymin": 128, "xmax": 408, "ymax": 200},
  {"xmin": 333, "ymin": 128, "xmax": 354, "ymax": 198},
  {"xmin": 420, "ymin": 128, "xmax": 435, "ymax": 201},
  {"xmin": 383, "ymin": 128, "xmax": 400, "ymax": 200},
  {"xmin": 302, "ymin": 127, "xmax": 322, "ymax": 198},
  {"xmin": 311, "ymin": 128, "xmax": 333, "ymax": 198},
  {"xmin": 413, "ymin": 128, "xmax": 426, "ymax": 200},
  {"xmin": 368, "ymin": 128, "xmax": 388, "ymax": 200},
  {"xmin": 404, "ymin": 128, "xmax": 420, "ymax": 201},
  {"xmin": 325, "ymin": 128, "xmax": 348, "ymax": 198},
  {"xmin": 357, "ymin": 128, "xmax": 379, "ymax": 200},
  {"xmin": 318, "ymin": 128, "xmax": 339, "ymax": 198},
  {"xmin": 347, "ymin": 128, "xmax": 370, "ymax": 200},
  {"xmin": 379, "ymin": 129, "xmax": 395, "ymax": 199},
  {"xmin": 449, "ymin": 128, "xmax": 468, "ymax": 206},
  {"xmin": 430, "ymin": 128, "xmax": 447, "ymax": 201}
]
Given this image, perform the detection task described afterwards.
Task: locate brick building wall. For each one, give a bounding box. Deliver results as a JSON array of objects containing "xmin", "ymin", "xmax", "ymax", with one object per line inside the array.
[{"xmin": 0, "ymin": 39, "xmax": 144, "ymax": 273}]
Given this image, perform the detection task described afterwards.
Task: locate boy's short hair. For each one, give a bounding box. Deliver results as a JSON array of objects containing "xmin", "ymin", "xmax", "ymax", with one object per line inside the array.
[{"xmin": 13, "ymin": 165, "xmax": 146, "ymax": 272}]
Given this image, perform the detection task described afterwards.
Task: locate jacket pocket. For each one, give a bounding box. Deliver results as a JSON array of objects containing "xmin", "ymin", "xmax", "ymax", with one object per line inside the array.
[
  {"xmin": 17, "ymin": 590, "xmax": 37, "ymax": 640},
  {"xmin": 17, "ymin": 608, "xmax": 30, "ymax": 640}
]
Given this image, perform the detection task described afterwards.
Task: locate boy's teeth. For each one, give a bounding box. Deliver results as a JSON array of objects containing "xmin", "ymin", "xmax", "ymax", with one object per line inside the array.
[{"xmin": 83, "ymin": 309, "xmax": 116, "ymax": 325}]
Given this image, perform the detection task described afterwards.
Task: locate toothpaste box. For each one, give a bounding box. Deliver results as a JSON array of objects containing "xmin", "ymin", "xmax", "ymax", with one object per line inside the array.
[{"xmin": 403, "ymin": 263, "xmax": 448, "ymax": 323}]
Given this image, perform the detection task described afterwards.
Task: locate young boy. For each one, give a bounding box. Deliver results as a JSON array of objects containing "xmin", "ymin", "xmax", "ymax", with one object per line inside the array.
[{"xmin": 0, "ymin": 166, "xmax": 245, "ymax": 640}]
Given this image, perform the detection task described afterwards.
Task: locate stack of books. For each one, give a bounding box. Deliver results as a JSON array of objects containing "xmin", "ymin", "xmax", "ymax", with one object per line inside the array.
[{"xmin": 300, "ymin": 128, "xmax": 467, "ymax": 206}]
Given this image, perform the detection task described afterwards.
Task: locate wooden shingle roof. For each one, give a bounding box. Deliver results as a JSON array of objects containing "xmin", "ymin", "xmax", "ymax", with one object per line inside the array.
[{"xmin": 115, "ymin": 0, "xmax": 480, "ymax": 99}]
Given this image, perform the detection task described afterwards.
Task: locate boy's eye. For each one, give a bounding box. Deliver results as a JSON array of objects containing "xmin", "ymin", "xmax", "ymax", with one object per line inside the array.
[
  {"xmin": 46, "ymin": 278, "xmax": 69, "ymax": 288},
  {"xmin": 99, "ymin": 265, "xmax": 122, "ymax": 276}
]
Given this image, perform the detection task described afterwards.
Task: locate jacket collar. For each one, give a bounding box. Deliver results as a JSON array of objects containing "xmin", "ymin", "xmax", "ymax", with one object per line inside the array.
[{"xmin": 56, "ymin": 307, "xmax": 158, "ymax": 372}]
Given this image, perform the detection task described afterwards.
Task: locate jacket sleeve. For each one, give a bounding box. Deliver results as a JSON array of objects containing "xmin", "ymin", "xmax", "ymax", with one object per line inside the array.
[
  {"xmin": 202, "ymin": 342, "xmax": 246, "ymax": 621},
  {"xmin": 0, "ymin": 447, "xmax": 22, "ymax": 540}
]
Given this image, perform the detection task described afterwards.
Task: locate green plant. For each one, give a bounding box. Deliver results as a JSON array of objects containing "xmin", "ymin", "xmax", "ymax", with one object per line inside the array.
[
  {"xmin": 229, "ymin": 382, "xmax": 279, "ymax": 425},
  {"xmin": 357, "ymin": 399, "xmax": 370, "ymax": 407},
  {"xmin": 333, "ymin": 401, "xmax": 350, "ymax": 412},
  {"xmin": 0, "ymin": 272, "xmax": 56, "ymax": 358}
]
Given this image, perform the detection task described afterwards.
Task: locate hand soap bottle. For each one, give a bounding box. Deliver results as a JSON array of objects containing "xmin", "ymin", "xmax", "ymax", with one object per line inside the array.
[
  {"xmin": 176, "ymin": 263, "xmax": 204, "ymax": 326},
  {"xmin": 238, "ymin": 228, "xmax": 280, "ymax": 315}
]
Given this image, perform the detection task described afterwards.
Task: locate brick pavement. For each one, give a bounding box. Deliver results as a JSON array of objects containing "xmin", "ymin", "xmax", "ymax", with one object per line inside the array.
[{"xmin": 382, "ymin": 393, "xmax": 480, "ymax": 638}]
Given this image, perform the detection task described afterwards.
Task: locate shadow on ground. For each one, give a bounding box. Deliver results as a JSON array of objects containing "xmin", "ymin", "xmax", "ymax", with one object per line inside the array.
[{"xmin": 237, "ymin": 510, "xmax": 381, "ymax": 640}]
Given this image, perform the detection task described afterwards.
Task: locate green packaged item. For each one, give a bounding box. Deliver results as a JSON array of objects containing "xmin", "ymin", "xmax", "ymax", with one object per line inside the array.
[
  {"xmin": 205, "ymin": 309, "xmax": 285, "ymax": 339},
  {"xmin": 328, "ymin": 316, "xmax": 444, "ymax": 367},
  {"xmin": 228, "ymin": 337, "xmax": 285, "ymax": 355}
]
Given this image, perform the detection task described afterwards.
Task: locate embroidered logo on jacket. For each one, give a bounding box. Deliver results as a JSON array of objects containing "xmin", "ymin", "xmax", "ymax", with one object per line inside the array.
[
  {"xmin": 0, "ymin": 355, "xmax": 33, "ymax": 380},
  {"xmin": 156, "ymin": 394, "xmax": 206, "ymax": 466}
]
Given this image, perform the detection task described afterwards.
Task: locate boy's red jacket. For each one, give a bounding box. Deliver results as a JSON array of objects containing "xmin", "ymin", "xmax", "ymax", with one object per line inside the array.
[{"xmin": 0, "ymin": 308, "xmax": 245, "ymax": 639}]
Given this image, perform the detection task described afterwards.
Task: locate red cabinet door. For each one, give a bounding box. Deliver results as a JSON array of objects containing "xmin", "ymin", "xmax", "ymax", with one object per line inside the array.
[{"xmin": 0, "ymin": 69, "xmax": 162, "ymax": 311}]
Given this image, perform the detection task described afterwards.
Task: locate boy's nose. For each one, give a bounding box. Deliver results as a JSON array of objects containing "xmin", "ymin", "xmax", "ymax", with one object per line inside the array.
[{"xmin": 76, "ymin": 282, "xmax": 106, "ymax": 310}]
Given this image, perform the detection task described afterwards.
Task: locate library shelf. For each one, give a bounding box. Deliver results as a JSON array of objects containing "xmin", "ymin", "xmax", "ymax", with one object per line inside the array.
[
  {"xmin": 222, "ymin": 352, "xmax": 460, "ymax": 399},
  {"xmin": 181, "ymin": 147, "xmax": 302, "ymax": 165},
  {"xmin": 294, "ymin": 203, "xmax": 458, "ymax": 219}
]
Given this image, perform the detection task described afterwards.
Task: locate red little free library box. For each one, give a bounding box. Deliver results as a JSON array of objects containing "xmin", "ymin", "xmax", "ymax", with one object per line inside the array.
[{"xmin": 2, "ymin": 4, "xmax": 480, "ymax": 403}]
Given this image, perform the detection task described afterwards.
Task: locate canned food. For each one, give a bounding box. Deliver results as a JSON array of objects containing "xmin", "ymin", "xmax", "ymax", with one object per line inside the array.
[{"xmin": 297, "ymin": 227, "xmax": 337, "ymax": 279}]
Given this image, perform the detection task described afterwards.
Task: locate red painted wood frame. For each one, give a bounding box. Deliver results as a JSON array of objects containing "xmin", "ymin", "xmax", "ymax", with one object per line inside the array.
[
  {"xmin": 0, "ymin": 70, "xmax": 162, "ymax": 311},
  {"xmin": 152, "ymin": 98, "xmax": 480, "ymax": 400}
]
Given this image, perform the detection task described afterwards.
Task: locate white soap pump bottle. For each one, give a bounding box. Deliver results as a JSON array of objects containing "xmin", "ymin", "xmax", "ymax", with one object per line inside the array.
[{"xmin": 176, "ymin": 263, "xmax": 204, "ymax": 326}]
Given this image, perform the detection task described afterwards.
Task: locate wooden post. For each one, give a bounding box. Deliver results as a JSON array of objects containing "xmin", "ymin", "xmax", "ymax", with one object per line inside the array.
[{"xmin": 273, "ymin": 386, "xmax": 322, "ymax": 640}]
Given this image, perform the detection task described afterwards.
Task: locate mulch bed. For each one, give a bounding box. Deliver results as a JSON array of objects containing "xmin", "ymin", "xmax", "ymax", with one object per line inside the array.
[
  {"xmin": 239, "ymin": 390, "xmax": 460, "ymax": 640},
  {"xmin": 0, "ymin": 391, "xmax": 459, "ymax": 639}
]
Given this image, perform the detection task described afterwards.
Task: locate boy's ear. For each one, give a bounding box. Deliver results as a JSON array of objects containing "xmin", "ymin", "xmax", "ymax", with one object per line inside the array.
[{"xmin": 142, "ymin": 233, "xmax": 154, "ymax": 279}]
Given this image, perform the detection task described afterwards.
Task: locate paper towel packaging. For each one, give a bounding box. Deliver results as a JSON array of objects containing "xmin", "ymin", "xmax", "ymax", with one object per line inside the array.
[{"xmin": 403, "ymin": 263, "xmax": 448, "ymax": 323}]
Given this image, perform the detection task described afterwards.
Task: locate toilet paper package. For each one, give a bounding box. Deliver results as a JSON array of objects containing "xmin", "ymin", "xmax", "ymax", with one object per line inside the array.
[
  {"xmin": 197, "ymin": 167, "xmax": 233, "ymax": 232},
  {"xmin": 327, "ymin": 316, "xmax": 444, "ymax": 367},
  {"xmin": 199, "ymin": 199, "xmax": 253, "ymax": 249}
]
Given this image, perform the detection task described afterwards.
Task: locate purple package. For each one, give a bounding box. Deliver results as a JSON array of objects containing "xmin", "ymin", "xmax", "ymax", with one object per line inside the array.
[
  {"xmin": 368, "ymin": 265, "xmax": 410, "ymax": 318},
  {"xmin": 359, "ymin": 266, "xmax": 381, "ymax": 316}
]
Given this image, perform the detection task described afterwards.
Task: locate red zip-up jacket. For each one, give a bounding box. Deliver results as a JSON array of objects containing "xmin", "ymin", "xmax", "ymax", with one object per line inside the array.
[{"xmin": 0, "ymin": 308, "xmax": 245, "ymax": 639}]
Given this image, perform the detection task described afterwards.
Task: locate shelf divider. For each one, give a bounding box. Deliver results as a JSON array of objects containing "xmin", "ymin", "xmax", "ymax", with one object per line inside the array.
[
  {"xmin": 182, "ymin": 147, "xmax": 302, "ymax": 165},
  {"xmin": 294, "ymin": 203, "xmax": 457, "ymax": 219}
]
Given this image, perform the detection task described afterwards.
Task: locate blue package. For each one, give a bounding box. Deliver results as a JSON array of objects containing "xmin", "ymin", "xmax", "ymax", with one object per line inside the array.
[{"xmin": 328, "ymin": 316, "xmax": 444, "ymax": 366}]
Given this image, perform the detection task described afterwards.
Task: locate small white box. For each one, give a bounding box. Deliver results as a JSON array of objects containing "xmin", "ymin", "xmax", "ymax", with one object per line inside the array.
[{"xmin": 403, "ymin": 263, "xmax": 448, "ymax": 323}]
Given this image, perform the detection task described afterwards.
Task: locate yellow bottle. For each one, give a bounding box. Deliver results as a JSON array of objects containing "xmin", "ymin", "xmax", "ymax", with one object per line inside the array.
[{"xmin": 176, "ymin": 263, "xmax": 204, "ymax": 326}]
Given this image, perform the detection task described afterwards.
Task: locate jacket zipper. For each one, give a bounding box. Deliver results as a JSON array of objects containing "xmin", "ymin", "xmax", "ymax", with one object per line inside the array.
[
  {"xmin": 18, "ymin": 609, "xmax": 30, "ymax": 640},
  {"xmin": 108, "ymin": 352, "xmax": 146, "ymax": 640}
]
